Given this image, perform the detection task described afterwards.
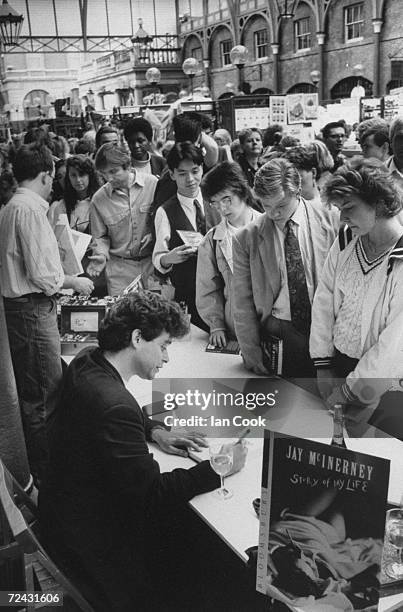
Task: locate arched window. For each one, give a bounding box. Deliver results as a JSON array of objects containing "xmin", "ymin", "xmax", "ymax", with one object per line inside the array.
[
  {"xmin": 253, "ymin": 87, "xmax": 274, "ymax": 95},
  {"xmin": 287, "ymin": 83, "xmax": 317, "ymax": 94},
  {"xmin": 330, "ymin": 77, "xmax": 372, "ymax": 100},
  {"xmin": 23, "ymin": 90, "xmax": 51, "ymax": 121}
]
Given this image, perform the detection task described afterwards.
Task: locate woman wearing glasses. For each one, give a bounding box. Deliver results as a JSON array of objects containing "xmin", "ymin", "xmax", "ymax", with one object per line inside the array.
[{"xmin": 196, "ymin": 161, "xmax": 262, "ymax": 348}]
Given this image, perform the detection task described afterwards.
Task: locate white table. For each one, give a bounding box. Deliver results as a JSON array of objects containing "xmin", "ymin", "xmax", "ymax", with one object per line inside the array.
[
  {"xmin": 64, "ymin": 327, "xmax": 403, "ymax": 610},
  {"xmin": 126, "ymin": 325, "xmax": 261, "ymax": 408}
]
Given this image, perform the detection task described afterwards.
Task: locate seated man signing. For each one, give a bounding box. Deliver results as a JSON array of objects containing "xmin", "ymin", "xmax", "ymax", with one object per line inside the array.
[{"xmin": 39, "ymin": 291, "xmax": 246, "ymax": 612}]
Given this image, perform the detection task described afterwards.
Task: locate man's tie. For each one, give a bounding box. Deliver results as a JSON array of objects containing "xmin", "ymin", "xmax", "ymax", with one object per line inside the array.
[
  {"xmin": 194, "ymin": 200, "xmax": 206, "ymax": 235},
  {"xmin": 284, "ymin": 219, "xmax": 311, "ymax": 334}
]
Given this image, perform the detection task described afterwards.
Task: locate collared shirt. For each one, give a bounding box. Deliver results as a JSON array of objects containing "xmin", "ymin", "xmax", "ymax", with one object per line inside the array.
[
  {"xmin": 153, "ymin": 190, "xmax": 204, "ymax": 273},
  {"xmin": 271, "ymin": 199, "xmax": 314, "ymax": 321},
  {"xmin": 386, "ymin": 156, "xmax": 403, "ymax": 190},
  {"xmin": 90, "ymin": 171, "xmax": 157, "ymax": 260},
  {"xmin": 0, "ymin": 187, "xmax": 64, "ymax": 298}
]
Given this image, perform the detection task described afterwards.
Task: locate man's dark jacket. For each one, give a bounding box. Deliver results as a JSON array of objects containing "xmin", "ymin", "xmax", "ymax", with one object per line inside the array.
[{"xmin": 39, "ymin": 348, "xmax": 218, "ymax": 609}]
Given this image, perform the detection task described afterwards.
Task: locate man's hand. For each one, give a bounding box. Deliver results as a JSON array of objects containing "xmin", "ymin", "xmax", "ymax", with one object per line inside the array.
[
  {"xmin": 161, "ymin": 245, "xmax": 196, "ymax": 268},
  {"xmin": 73, "ymin": 277, "xmax": 94, "ymax": 295},
  {"xmin": 139, "ymin": 233, "xmax": 153, "ymax": 252},
  {"xmin": 151, "ymin": 427, "xmax": 208, "ymax": 457},
  {"xmin": 252, "ymin": 362, "xmax": 270, "ymax": 376},
  {"xmin": 317, "ymin": 368, "xmax": 339, "ymax": 400},
  {"xmin": 87, "ymin": 253, "xmax": 106, "ymax": 277},
  {"xmin": 209, "ymin": 330, "xmax": 227, "ymax": 348}
]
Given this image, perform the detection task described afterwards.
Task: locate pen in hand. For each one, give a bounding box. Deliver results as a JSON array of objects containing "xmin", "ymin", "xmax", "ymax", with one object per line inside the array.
[{"xmin": 235, "ymin": 428, "xmax": 250, "ymax": 445}]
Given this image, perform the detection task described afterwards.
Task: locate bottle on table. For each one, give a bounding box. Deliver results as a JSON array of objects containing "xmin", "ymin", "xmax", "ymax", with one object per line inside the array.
[{"xmin": 331, "ymin": 404, "xmax": 347, "ymax": 448}]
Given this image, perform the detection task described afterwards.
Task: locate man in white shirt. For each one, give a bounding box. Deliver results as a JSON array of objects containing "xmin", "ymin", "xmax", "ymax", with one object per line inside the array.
[
  {"xmin": 232, "ymin": 158, "xmax": 337, "ymax": 378},
  {"xmin": 153, "ymin": 142, "xmax": 208, "ymax": 330},
  {"xmin": 88, "ymin": 143, "xmax": 157, "ymax": 296},
  {"xmin": 0, "ymin": 143, "xmax": 93, "ymax": 484},
  {"xmin": 357, "ymin": 118, "xmax": 390, "ymax": 162}
]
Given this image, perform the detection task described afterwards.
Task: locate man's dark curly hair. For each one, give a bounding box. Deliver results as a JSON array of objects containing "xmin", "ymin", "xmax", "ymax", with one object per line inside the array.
[{"xmin": 98, "ymin": 291, "xmax": 189, "ymax": 352}]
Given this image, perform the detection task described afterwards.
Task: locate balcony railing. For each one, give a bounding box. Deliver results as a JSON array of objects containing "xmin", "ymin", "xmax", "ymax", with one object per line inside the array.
[{"xmin": 133, "ymin": 35, "xmax": 181, "ymax": 66}]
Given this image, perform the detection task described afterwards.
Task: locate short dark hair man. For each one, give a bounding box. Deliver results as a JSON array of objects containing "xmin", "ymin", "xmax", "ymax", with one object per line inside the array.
[
  {"xmin": 123, "ymin": 117, "xmax": 166, "ymax": 177},
  {"xmin": 153, "ymin": 142, "xmax": 209, "ymax": 330},
  {"xmin": 152, "ymin": 112, "xmax": 219, "ymax": 210},
  {"xmin": 0, "ymin": 143, "xmax": 93, "ymax": 484},
  {"xmin": 95, "ymin": 125, "xmax": 119, "ymax": 150},
  {"xmin": 40, "ymin": 291, "xmax": 246, "ymax": 611},
  {"xmin": 357, "ymin": 118, "xmax": 390, "ymax": 162},
  {"xmin": 322, "ymin": 121, "xmax": 347, "ymax": 172}
]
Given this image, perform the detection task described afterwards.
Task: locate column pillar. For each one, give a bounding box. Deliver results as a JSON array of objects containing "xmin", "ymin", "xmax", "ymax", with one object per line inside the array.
[
  {"xmin": 203, "ymin": 58, "xmax": 211, "ymax": 90},
  {"xmin": 271, "ymin": 43, "xmax": 279, "ymax": 93},
  {"xmin": 0, "ymin": 297, "xmax": 31, "ymax": 488},
  {"xmin": 316, "ymin": 32, "xmax": 325, "ymax": 103},
  {"xmin": 372, "ymin": 19, "xmax": 383, "ymax": 97}
]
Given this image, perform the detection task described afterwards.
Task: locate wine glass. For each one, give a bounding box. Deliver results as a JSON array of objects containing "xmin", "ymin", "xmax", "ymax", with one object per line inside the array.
[
  {"xmin": 209, "ymin": 442, "xmax": 233, "ymax": 500},
  {"xmin": 384, "ymin": 508, "xmax": 403, "ymax": 579}
]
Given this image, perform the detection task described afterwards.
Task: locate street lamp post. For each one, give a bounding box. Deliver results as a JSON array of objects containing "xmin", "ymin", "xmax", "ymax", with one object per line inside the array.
[
  {"xmin": 229, "ymin": 45, "xmax": 248, "ymax": 93},
  {"xmin": 310, "ymin": 69, "xmax": 320, "ymax": 103},
  {"xmin": 131, "ymin": 18, "xmax": 153, "ymax": 64},
  {"xmin": 275, "ymin": 0, "xmax": 295, "ymax": 19},
  {"xmin": 145, "ymin": 66, "xmax": 161, "ymax": 104},
  {"xmin": 182, "ymin": 57, "xmax": 199, "ymax": 99},
  {"xmin": 0, "ymin": 0, "xmax": 24, "ymax": 47},
  {"xmin": 351, "ymin": 63, "xmax": 365, "ymax": 99}
]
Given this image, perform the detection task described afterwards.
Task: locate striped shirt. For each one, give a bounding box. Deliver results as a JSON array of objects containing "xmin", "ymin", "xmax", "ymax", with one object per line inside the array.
[{"xmin": 0, "ymin": 187, "xmax": 64, "ymax": 298}]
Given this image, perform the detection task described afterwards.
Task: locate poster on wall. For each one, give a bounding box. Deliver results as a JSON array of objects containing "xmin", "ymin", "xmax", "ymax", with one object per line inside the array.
[
  {"xmin": 269, "ymin": 96, "xmax": 287, "ymax": 124},
  {"xmin": 287, "ymin": 94, "xmax": 306, "ymax": 124},
  {"xmin": 303, "ymin": 92, "xmax": 319, "ymax": 120},
  {"xmin": 234, "ymin": 106, "xmax": 270, "ymax": 131},
  {"xmin": 360, "ymin": 97, "xmax": 382, "ymax": 121},
  {"xmin": 284, "ymin": 123, "xmax": 315, "ymax": 144},
  {"xmin": 383, "ymin": 94, "xmax": 402, "ymax": 122}
]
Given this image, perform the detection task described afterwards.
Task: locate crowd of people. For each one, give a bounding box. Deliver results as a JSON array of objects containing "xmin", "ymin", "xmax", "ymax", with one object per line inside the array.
[{"xmin": 0, "ymin": 109, "xmax": 402, "ymax": 610}]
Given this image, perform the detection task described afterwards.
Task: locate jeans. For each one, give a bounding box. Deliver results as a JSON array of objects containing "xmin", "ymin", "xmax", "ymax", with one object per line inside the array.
[{"xmin": 4, "ymin": 294, "xmax": 62, "ymax": 484}]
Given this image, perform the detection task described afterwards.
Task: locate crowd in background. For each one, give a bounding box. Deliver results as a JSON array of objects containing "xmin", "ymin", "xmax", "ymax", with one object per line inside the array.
[
  {"xmin": 1, "ymin": 107, "xmax": 403, "ymax": 610},
  {"xmin": 1, "ymin": 109, "xmax": 402, "ymax": 454}
]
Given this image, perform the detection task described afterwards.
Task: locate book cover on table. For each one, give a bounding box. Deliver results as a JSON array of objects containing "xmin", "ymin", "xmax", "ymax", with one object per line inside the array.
[{"xmin": 256, "ymin": 430, "xmax": 390, "ymax": 611}]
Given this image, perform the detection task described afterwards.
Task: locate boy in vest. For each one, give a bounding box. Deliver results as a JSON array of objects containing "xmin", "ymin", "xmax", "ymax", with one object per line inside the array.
[{"xmin": 152, "ymin": 142, "xmax": 208, "ymax": 330}]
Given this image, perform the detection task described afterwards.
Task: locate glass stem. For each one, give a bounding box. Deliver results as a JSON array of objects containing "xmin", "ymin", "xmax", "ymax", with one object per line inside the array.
[{"xmin": 220, "ymin": 475, "xmax": 225, "ymax": 492}]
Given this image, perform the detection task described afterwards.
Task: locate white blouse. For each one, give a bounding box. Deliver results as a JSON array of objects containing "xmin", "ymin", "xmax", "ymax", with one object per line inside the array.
[{"xmin": 333, "ymin": 238, "xmax": 393, "ymax": 358}]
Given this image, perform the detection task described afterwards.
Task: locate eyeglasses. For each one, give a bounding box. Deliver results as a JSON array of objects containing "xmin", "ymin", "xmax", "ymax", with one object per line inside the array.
[{"xmin": 209, "ymin": 195, "xmax": 232, "ymax": 209}]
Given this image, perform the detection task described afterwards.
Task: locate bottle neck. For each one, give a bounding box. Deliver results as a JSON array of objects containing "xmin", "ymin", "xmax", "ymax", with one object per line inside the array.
[{"xmin": 331, "ymin": 405, "xmax": 346, "ymax": 447}]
